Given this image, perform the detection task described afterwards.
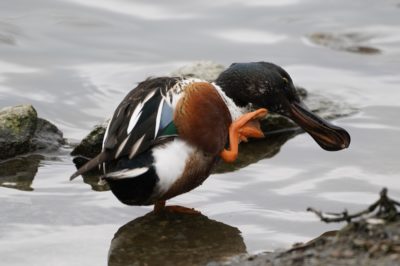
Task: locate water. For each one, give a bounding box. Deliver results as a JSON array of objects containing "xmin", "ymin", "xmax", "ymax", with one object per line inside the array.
[{"xmin": 1, "ymin": 0, "xmax": 400, "ymax": 265}]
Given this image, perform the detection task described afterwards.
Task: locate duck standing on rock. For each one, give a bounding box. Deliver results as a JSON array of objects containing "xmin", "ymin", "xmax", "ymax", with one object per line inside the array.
[{"xmin": 70, "ymin": 62, "xmax": 350, "ymax": 213}]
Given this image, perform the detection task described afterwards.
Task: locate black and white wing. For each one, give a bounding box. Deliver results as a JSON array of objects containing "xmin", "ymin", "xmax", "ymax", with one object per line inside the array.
[{"xmin": 70, "ymin": 77, "xmax": 180, "ymax": 180}]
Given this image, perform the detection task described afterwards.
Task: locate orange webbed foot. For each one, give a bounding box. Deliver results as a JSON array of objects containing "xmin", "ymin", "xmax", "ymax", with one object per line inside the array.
[
  {"xmin": 153, "ymin": 201, "xmax": 201, "ymax": 215},
  {"xmin": 220, "ymin": 108, "xmax": 268, "ymax": 163},
  {"xmin": 164, "ymin": 205, "xmax": 201, "ymax": 215}
]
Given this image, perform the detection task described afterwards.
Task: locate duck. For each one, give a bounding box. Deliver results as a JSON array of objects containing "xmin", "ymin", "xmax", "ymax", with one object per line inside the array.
[{"xmin": 70, "ymin": 62, "xmax": 351, "ymax": 213}]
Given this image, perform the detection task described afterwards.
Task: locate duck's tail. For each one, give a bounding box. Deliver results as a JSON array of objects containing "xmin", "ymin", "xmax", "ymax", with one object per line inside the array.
[{"xmin": 70, "ymin": 151, "xmax": 109, "ymax": 180}]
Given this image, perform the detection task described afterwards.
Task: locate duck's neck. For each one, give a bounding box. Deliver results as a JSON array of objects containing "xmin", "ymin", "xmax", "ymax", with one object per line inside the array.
[{"xmin": 212, "ymin": 82, "xmax": 251, "ymax": 121}]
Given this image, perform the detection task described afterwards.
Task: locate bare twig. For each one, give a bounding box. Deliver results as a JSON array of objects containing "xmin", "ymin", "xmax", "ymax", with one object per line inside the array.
[{"xmin": 307, "ymin": 188, "xmax": 400, "ymax": 223}]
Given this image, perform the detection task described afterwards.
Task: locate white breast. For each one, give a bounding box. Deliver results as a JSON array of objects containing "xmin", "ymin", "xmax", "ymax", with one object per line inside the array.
[{"xmin": 152, "ymin": 139, "xmax": 194, "ymax": 197}]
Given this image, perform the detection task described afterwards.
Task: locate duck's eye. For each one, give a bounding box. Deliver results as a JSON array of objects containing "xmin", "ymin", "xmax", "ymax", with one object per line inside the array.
[{"xmin": 282, "ymin": 77, "xmax": 289, "ymax": 84}]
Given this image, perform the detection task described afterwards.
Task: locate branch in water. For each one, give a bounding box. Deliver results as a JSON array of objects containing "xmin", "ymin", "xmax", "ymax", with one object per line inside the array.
[{"xmin": 307, "ymin": 188, "xmax": 400, "ymax": 223}]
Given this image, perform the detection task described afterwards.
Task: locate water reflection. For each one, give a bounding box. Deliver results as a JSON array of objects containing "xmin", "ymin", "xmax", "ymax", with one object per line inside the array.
[
  {"xmin": 0, "ymin": 154, "xmax": 44, "ymax": 191},
  {"xmin": 73, "ymin": 156, "xmax": 110, "ymax": 191},
  {"xmin": 108, "ymin": 210, "xmax": 246, "ymax": 266},
  {"xmin": 215, "ymin": 130, "xmax": 297, "ymax": 173}
]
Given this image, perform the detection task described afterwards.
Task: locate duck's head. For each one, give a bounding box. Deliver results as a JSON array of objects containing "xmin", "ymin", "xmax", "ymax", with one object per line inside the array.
[{"xmin": 215, "ymin": 62, "xmax": 350, "ymax": 151}]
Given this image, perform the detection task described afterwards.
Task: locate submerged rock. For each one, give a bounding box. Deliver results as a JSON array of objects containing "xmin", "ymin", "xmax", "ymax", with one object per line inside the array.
[
  {"xmin": 70, "ymin": 88, "xmax": 354, "ymax": 170},
  {"xmin": 308, "ymin": 32, "xmax": 381, "ymax": 55},
  {"xmin": 71, "ymin": 62, "xmax": 356, "ymax": 176},
  {"xmin": 0, "ymin": 104, "xmax": 64, "ymax": 160},
  {"xmin": 170, "ymin": 60, "xmax": 226, "ymax": 81}
]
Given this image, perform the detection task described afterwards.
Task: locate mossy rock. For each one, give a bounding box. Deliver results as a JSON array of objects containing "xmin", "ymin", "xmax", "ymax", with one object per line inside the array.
[
  {"xmin": 0, "ymin": 104, "xmax": 38, "ymax": 160},
  {"xmin": 70, "ymin": 122, "xmax": 107, "ymax": 158},
  {"xmin": 0, "ymin": 104, "xmax": 64, "ymax": 160}
]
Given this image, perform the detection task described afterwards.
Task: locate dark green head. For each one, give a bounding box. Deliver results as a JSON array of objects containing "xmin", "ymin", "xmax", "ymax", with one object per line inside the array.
[{"xmin": 216, "ymin": 62, "xmax": 350, "ymax": 151}]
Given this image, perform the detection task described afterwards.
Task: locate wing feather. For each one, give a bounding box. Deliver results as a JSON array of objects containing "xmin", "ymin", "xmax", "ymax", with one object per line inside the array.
[
  {"xmin": 103, "ymin": 77, "xmax": 180, "ymax": 162},
  {"xmin": 71, "ymin": 77, "xmax": 183, "ymax": 178}
]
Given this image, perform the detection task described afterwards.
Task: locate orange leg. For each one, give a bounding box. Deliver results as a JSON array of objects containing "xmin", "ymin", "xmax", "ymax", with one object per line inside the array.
[
  {"xmin": 153, "ymin": 200, "xmax": 166, "ymax": 213},
  {"xmin": 164, "ymin": 205, "xmax": 201, "ymax": 215},
  {"xmin": 153, "ymin": 201, "xmax": 200, "ymax": 215},
  {"xmin": 220, "ymin": 108, "xmax": 268, "ymax": 163}
]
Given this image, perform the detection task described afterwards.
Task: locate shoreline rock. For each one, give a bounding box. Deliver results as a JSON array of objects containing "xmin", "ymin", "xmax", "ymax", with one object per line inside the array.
[
  {"xmin": 219, "ymin": 189, "xmax": 400, "ymax": 266},
  {"xmin": 220, "ymin": 220, "xmax": 400, "ymax": 266},
  {"xmin": 0, "ymin": 104, "xmax": 64, "ymax": 160}
]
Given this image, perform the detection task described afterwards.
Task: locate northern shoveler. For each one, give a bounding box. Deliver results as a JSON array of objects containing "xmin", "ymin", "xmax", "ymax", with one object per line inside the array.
[{"xmin": 70, "ymin": 62, "xmax": 350, "ymax": 213}]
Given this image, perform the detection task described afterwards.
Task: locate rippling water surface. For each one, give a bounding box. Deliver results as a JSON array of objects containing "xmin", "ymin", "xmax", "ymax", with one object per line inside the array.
[{"xmin": 1, "ymin": 0, "xmax": 400, "ymax": 265}]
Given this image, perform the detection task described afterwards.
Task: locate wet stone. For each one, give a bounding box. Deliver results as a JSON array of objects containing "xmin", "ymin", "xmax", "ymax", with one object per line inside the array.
[
  {"xmin": 308, "ymin": 32, "xmax": 381, "ymax": 55},
  {"xmin": 70, "ymin": 121, "xmax": 108, "ymax": 159},
  {"xmin": 0, "ymin": 104, "xmax": 64, "ymax": 160},
  {"xmin": 67, "ymin": 63, "xmax": 357, "ymax": 203},
  {"xmin": 108, "ymin": 211, "xmax": 246, "ymax": 266},
  {"xmin": 170, "ymin": 61, "xmax": 226, "ymax": 82},
  {"xmin": 31, "ymin": 118, "xmax": 64, "ymax": 151},
  {"xmin": 0, "ymin": 104, "xmax": 37, "ymax": 160},
  {"xmin": 70, "ymin": 121, "xmax": 110, "ymax": 191},
  {"xmin": 70, "ymin": 62, "xmax": 356, "ymax": 176},
  {"xmin": 75, "ymin": 88, "xmax": 354, "ymax": 175},
  {"xmin": 220, "ymin": 219, "xmax": 400, "ymax": 266}
]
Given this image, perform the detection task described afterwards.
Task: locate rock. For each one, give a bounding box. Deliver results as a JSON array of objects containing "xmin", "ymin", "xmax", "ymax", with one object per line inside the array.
[
  {"xmin": 0, "ymin": 104, "xmax": 64, "ymax": 160},
  {"xmin": 71, "ymin": 61, "xmax": 227, "ymax": 160},
  {"xmin": 70, "ymin": 63, "xmax": 306, "ymax": 160},
  {"xmin": 108, "ymin": 211, "xmax": 246, "ymax": 266},
  {"xmin": 70, "ymin": 121, "xmax": 108, "ymax": 158},
  {"xmin": 0, "ymin": 104, "xmax": 38, "ymax": 160},
  {"xmin": 170, "ymin": 61, "xmax": 226, "ymax": 81},
  {"xmin": 222, "ymin": 220, "xmax": 400, "ymax": 266},
  {"xmin": 70, "ymin": 62, "xmax": 356, "ymax": 173},
  {"xmin": 31, "ymin": 118, "xmax": 64, "ymax": 151},
  {"xmin": 219, "ymin": 190, "xmax": 400, "ymax": 266},
  {"xmin": 70, "ymin": 89, "xmax": 354, "ymax": 172},
  {"xmin": 308, "ymin": 32, "xmax": 381, "ymax": 55},
  {"xmin": 70, "ymin": 120, "xmax": 110, "ymax": 191}
]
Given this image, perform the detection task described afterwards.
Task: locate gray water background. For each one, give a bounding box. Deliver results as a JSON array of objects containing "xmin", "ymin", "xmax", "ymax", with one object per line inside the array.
[{"xmin": 1, "ymin": 0, "xmax": 400, "ymax": 265}]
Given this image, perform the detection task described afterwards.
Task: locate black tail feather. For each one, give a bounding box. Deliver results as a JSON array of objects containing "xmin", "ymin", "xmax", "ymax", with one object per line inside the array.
[{"xmin": 70, "ymin": 151, "xmax": 110, "ymax": 181}]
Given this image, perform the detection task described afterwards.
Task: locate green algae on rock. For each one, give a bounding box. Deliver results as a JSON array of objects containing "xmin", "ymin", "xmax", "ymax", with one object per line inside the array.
[
  {"xmin": 70, "ymin": 121, "xmax": 108, "ymax": 159},
  {"xmin": 0, "ymin": 104, "xmax": 64, "ymax": 160},
  {"xmin": 0, "ymin": 104, "xmax": 38, "ymax": 159}
]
